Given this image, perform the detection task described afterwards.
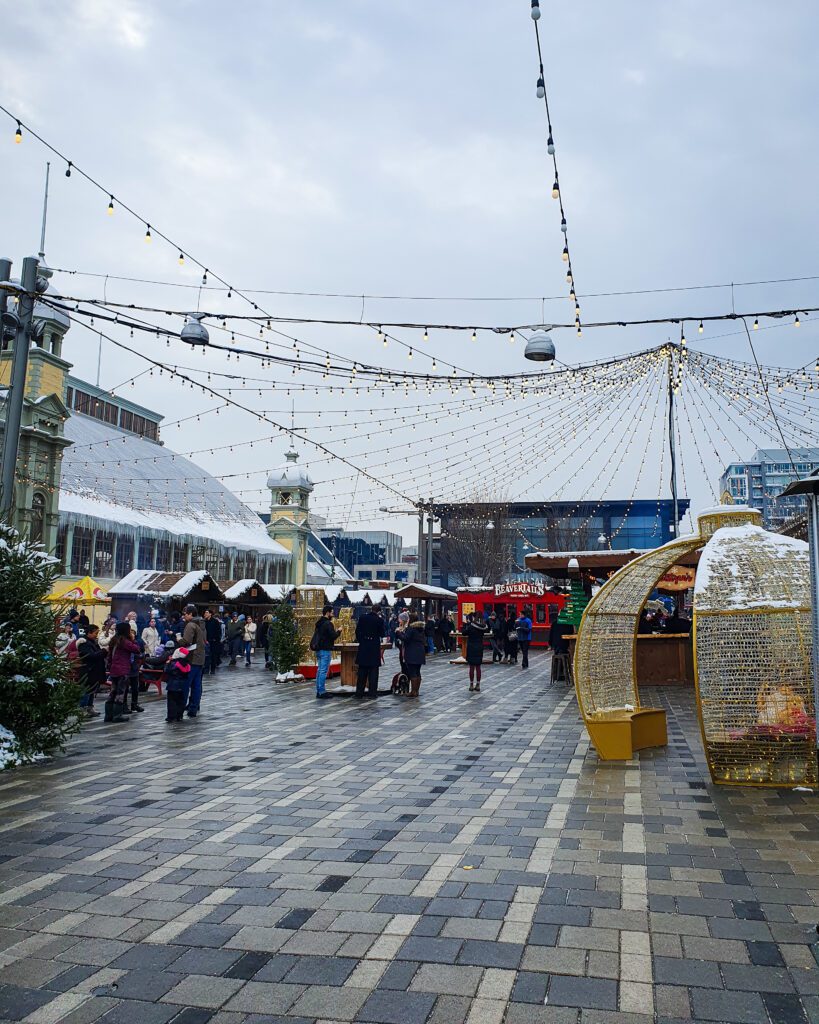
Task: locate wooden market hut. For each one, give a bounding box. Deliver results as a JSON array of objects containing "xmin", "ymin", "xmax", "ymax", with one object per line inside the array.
[{"xmin": 108, "ymin": 569, "xmax": 226, "ymax": 621}]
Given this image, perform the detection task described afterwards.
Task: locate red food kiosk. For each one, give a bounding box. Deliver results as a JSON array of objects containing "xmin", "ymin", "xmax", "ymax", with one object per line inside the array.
[{"xmin": 456, "ymin": 582, "xmax": 566, "ymax": 647}]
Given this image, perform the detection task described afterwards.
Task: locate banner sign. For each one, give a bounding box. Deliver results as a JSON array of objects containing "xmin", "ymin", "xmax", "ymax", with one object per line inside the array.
[
  {"xmin": 493, "ymin": 581, "xmax": 546, "ymax": 598},
  {"xmin": 657, "ymin": 565, "xmax": 695, "ymax": 592}
]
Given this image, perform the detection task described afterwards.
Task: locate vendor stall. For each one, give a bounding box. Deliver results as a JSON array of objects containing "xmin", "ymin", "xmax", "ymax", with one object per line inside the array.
[
  {"xmin": 47, "ymin": 575, "xmax": 111, "ymax": 625},
  {"xmin": 456, "ymin": 582, "xmax": 565, "ymax": 646},
  {"xmin": 108, "ymin": 569, "xmax": 225, "ymax": 621}
]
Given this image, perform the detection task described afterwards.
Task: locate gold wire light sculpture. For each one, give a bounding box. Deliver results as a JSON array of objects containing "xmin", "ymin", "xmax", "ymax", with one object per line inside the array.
[
  {"xmin": 694, "ymin": 523, "xmax": 816, "ymax": 786},
  {"xmin": 574, "ymin": 505, "xmax": 766, "ymax": 763}
]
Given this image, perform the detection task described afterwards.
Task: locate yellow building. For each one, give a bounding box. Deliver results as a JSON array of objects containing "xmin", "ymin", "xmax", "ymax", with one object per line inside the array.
[{"xmin": 266, "ymin": 450, "xmax": 313, "ymax": 586}]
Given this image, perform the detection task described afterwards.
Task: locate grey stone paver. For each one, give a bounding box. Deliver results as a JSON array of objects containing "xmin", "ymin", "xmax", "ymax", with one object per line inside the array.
[{"xmin": 0, "ymin": 652, "xmax": 818, "ymax": 1023}]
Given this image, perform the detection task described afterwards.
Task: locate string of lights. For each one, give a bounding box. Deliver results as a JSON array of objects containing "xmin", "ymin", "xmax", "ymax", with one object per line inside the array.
[{"xmin": 529, "ymin": 0, "xmax": 581, "ymax": 336}]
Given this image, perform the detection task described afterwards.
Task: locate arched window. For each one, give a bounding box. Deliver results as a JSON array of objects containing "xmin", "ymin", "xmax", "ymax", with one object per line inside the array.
[{"xmin": 30, "ymin": 493, "xmax": 46, "ymax": 545}]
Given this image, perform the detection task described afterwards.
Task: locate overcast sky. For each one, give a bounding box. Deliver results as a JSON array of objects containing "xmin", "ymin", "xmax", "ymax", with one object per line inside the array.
[{"xmin": 1, "ymin": 1, "xmax": 817, "ymax": 543}]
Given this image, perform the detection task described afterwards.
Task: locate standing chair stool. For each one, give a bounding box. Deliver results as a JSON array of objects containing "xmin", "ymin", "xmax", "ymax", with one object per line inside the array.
[{"xmin": 551, "ymin": 652, "xmax": 573, "ymax": 687}]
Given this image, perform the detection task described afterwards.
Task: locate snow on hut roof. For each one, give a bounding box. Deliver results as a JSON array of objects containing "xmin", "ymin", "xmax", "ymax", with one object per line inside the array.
[
  {"xmin": 222, "ymin": 579, "xmax": 285, "ymax": 602},
  {"xmin": 695, "ymin": 523, "xmax": 809, "ymax": 612},
  {"xmin": 60, "ymin": 414, "xmax": 290, "ymax": 557},
  {"xmin": 393, "ymin": 583, "xmax": 458, "ymax": 600},
  {"xmin": 108, "ymin": 569, "xmax": 225, "ymax": 599}
]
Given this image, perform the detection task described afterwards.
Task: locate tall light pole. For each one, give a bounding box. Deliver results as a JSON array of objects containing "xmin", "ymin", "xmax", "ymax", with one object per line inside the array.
[{"xmin": 380, "ymin": 504, "xmax": 426, "ymax": 582}]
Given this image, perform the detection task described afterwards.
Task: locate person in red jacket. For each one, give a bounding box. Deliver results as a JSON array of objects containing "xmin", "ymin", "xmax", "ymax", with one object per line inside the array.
[{"xmin": 104, "ymin": 622, "xmax": 141, "ymax": 724}]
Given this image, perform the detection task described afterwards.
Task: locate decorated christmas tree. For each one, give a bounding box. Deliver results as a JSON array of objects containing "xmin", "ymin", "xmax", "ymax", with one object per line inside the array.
[
  {"xmin": 267, "ymin": 599, "xmax": 305, "ymax": 676},
  {"xmin": 0, "ymin": 524, "xmax": 81, "ymax": 767}
]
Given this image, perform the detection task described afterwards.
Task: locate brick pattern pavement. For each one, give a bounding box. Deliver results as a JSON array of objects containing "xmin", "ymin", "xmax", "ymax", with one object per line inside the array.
[{"xmin": 0, "ymin": 651, "xmax": 818, "ymax": 1024}]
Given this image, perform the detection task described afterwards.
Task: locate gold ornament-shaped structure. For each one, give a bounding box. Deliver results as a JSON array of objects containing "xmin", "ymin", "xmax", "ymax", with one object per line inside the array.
[
  {"xmin": 694, "ymin": 523, "xmax": 815, "ymax": 786},
  {"xmin": 573, "ymin": 505, "xmax": 765, "ymax": 764}
]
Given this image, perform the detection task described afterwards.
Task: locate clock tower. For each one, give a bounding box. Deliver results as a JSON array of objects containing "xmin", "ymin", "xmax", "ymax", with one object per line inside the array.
[{"xmin": 266, "ymin": 449, "xmax": 313, "ymax": 585}]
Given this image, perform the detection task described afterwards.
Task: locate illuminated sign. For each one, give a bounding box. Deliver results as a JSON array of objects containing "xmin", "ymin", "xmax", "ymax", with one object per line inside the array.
[
  {"xmin": 493, "ymin": 582, "xmax": 546, "ymax": 597},
  {"xmin": 657, "ymin": 565, "xmax": 696, "ymax": 592}
]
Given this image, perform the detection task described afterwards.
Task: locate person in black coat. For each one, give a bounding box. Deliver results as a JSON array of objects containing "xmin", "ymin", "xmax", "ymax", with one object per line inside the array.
[
  {"xmin": 504, "ymin": 610, "xmax": 519, "ymax": 664},
  {"xmin": 76, "ymin": 625, "xmax": 106, "ymax": 717},
  {"xmin": 203, "ymin": 609, "xmax": 222, "ymax": 675},
  {"xmin": 396, "ymin": 613, "xmax": 426, "ymax": 698},
  {"xmin": 461, "ymin": 614, "xmax": 489, "ymax": 691},
  {"xmin": 489, "ymin": 612, "xmax": 505, "ymax": 663},
  {"xmin": 355, "ymin": 609, "xmax": 386, "ymax": 699}
]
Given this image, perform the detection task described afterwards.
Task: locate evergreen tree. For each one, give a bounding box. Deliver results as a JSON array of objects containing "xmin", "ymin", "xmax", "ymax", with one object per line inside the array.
[
  {"xmin": 0, "ymin": 525, "xmax": 81, "ymax": 766},
  {"xmin": 267, "ymin": 599, "xmax": 305, "ymax": 675}
]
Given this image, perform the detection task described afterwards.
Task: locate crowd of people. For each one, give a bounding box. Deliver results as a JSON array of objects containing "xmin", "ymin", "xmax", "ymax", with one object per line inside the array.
[{"xmin": 57, "ymin": 605, "xmax": 273, "ymax": 726}]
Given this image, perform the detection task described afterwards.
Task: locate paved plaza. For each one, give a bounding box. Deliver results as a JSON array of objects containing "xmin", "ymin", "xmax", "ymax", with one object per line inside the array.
[{"xmin": 1, "ymin": 651, "xmax": 818, "ymax": 1024}]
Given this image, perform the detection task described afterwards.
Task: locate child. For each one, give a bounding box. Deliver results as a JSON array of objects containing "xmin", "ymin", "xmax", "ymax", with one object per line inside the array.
[{"xmin": 165, "ymin": 647, "xmax": 191, "ymax": 723}]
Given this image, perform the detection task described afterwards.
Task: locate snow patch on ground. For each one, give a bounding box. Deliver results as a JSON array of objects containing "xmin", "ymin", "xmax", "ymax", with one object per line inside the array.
[{"xmin": 275, "ymin": 671, "xmax": 305, "ymax": 683}]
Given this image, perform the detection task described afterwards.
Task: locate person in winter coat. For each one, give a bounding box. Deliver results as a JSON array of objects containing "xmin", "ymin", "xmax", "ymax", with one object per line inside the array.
[
  {"xmin": 462, "ymin": 613, "xmax": 489, "ymax": 691},
  {"xmin": 396, "ymin": 612, "xmax": 426, "ymax": 697},
  {"xmin": 203, "ymin": 609, "xmax": 222, "ymax": 675},
  {"xmin": 504, "ymin": 610, "xmax": 519, "ymax": 664},
  {"xmin": 105, "ymin": 622, "xmax": 141, "ymax": 723},
  {"xmin": 439, "ymin": 613, "xmax": 454, "ymax": 653},
  {"xmin": 257, "ymin": 614, "xmax": 272, "ymax": 670},
  {"xmin": 355, "ymin": 609, "xmax": 386, "ymax": 699},
  {"xmin": 424, "ymin": 615, "xmax": 437, "ymax": 655},
  {"xmin": 141, "ymin": 618, "xmax": 160, "ymax": 657},
  {"xmin": 165, "ymin": 647, "xmax": 191, "ymax": 723},
  {"xmin": 98, "ymin": 619, "xmax": 117, "ymax": 651},
  {"xmin": 243, "ymin": 615, "xmax": 257, "ymax": 667},
  {"xmin": 312, "ymin": 605, "xmax": 341, "ymax": 699},
  {"xmin": 182, "ymin": 604, "xmax": 207, "ymax": 717},
  {"xmin": 515, "ymin": 607, "xmax": 533, "ymax": 670},
  {"xmin": 76, "ymin": 624, "xmax": 106, "ymax": 716},
  {"xmin": 226, "ymin": 613, "xmax": 243, "ymax": 667}
]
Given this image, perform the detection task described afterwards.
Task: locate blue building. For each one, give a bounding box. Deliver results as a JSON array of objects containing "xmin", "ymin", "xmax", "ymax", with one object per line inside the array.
[
  {"xmin": 720, "ymin": 448, "xmax": 819, "ymax": 530},
  {"xmin": 434, "ymin": 498, "xmax": 689, "ymax": 589}
]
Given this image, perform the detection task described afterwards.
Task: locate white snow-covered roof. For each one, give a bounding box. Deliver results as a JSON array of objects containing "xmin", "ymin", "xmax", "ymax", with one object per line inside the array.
[
  {"xmin": 394, "ymin": 583, "xmax": 458, "ymax": 600},
  {"xmin": 267, "ymin": 450, "xmax": 313, "ymax": 492},
  {"xmin": 108, "ymin": 569, "xmax": 224, "ymax": 598},
  {"xmin": 695, "ymin": 523, "xmax": 809, "ymax": 612},
  {"xmin": 222, "ymin": 579, "xmax": 283, "ymax": 601},
  {"xmin": 60, "ymin": 414, "xmax": 290, "ymax": 558},
  {"xmin": 323, "ymin": 585, "xmax": 345, "ymax": 603},
  {"xmin": 166, "ymin": 570, "xmax": 210, "ymax": 598},
  {"xmin": 345, "ymin": 588, "xmax": 398, "ymax": 605}
]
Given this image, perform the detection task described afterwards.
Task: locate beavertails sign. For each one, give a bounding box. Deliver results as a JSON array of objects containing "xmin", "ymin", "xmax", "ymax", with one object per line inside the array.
[{"xmin": 493, "ymin": 582, "xmax": 546, "ymax": 597}]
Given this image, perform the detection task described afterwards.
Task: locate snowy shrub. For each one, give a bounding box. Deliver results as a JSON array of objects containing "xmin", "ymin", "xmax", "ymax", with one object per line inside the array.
[{"xmin": 0, "ymin": 525, "xmax": 81, "ymax": 766}]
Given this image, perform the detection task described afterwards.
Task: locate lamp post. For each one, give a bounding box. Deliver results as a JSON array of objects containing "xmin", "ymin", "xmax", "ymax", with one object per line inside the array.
[
  {"xmin": 380, "ymin": 504, "xmax": 426, "ymax": 583},
  {"xmin": 781, "ymin": 471, "xmax": 819, "ymax": 775}
]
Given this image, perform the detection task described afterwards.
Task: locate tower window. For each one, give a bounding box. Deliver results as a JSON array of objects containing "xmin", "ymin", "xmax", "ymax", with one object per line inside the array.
[
  {"xmin": 279, "ymin": 492, "xmax": 292, "ymax": 505},
  {"xmin": 30, "ymin": 492, "xmax": 46, "ymax": 545}
]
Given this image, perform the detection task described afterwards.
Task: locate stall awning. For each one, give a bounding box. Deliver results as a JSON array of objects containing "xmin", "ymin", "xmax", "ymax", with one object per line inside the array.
[
  {"xmin": 393, "ymin": 583, "xmax": 458, "ymax": 601},
  {"xmin": 47, "ymin": 575, "xmax": 111, "ymax": 605}
]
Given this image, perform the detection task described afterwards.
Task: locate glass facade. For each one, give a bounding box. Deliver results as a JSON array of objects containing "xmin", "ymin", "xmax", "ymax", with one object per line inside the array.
[{"xmin": 719, "ymin": 448, "xmax": 819, "ymax": 528}]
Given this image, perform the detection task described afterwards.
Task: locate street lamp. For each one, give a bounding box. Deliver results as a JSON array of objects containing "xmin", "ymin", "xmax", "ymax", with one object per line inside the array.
[{"xmin": 524, "ymin": 329, "xmax": 556, "ymax": 362}]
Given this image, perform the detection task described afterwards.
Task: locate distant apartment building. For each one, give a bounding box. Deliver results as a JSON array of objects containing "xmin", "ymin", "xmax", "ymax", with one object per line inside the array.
[
  {"xmin": 720, "ymin": 448, "xmax": 819, "ymax": 529},
  {"xmin": 354, "ymin": 562, "xmax": 417, "ymax": 584}
]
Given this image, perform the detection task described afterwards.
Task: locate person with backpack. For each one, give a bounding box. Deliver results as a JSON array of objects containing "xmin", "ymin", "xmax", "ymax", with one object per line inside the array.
[
  {"xmin": 76, "ymin": 624, "xmax": 106, "ymax": 717},
  {"xmin": 105, "ymin": 622, "xmax": 140, "ymax": 723},
  {"xmin": 462, "ymin": 612, "xmax": 489, "ymax": 692},
  {"xmin": 311, "ymin": 605, "xmax": 340, "ymax": 699},
  {"xmin": 515, "ymin": 606, "xmax": 534, "ymax": 670},
  {"xmin": 165, "ymin": 647, "xmax": 192, "ymax": 723}
]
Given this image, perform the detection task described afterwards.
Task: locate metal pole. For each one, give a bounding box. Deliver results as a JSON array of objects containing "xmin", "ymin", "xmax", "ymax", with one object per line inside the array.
[
  {"xmin": 807, "ymin": 493, "xmax": 819, "ymax": 774},
  {"xmin": 417, "ymin": 508, "xmax": 424, "ymax": 584},
  {"xmin": 0, "ymin": 258, "xmax": 12, "ymax": 337},
  {"xmin": 426, "ymin": 504, "xmax": 434, "ymax": 586},
  {"xmin": 0, "ymin": 256, "xmax": 38, "ymax": 516},
  {"xmin": 668, "ymin": 346, "xmax": 679, "ymax": 537}
]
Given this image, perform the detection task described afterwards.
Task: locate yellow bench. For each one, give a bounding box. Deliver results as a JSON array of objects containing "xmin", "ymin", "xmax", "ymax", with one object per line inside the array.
[{"xmin": 584, "ymin": 708, "xmax": 668, "ymax": 760}]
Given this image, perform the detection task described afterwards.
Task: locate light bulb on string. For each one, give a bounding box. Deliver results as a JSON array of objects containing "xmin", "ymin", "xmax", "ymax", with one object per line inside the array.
[
  {"xmin": 698, "ymin": 320, "xmax": 703, "ymax": 334},
  {"xmin": 551, "ymin": 179, "xmax": 559, "ymax": 199},
  {"xmin": 423, "ymin": 327, "xmax": 429, "ymax": 343},
  {"xmin": 795, "ymin": 314, "xmax": 801, "ymax": 327},
  {"xmin": 144, "ymin": 225, "xmax": 152, "ymax": 243},
  {"xmin": 547, "ymin": 133, "xmax": 555, "ymax": 155},
  {"xmin": 106, "ymin": 195, "xmax": 114, "ymax": 215},
  {"xmin": 14, "ymin": 121, "xmax": 22, "ymax": 144},
  {"xmin": 510, "ymin": 331, "xmax": 515, "ymax": 344},
  {"xmin": 531, "ymin": 0, "xmax": 541, "ymax": 19},
  {"xmin": 560, "ymin": 218, "xmax": 567, "ymax": 235},
  {"xmin": 202, "ymin": 270, "xmax": 208, "ymax": 285},
  {"xmin": 753, "ymin": 317, "xmax": 759, "ymax": 330},
  {"xmin": 65, "ymin": 161, "xmax": 72, "ymax": 177},
  {"xmin": 408, "ymin": 348, "xmax": 413, "ymax": 360},
  {"xmin": 536, "ymin": 76, "xmax": 545, "ymax": 99},
  {"xmin": 566, "ymin": 269, "xmax": 573, "ymax": 285},
  {"xmin": 561, "ymin": 246, "xmax": 569, "ymax": 262}
]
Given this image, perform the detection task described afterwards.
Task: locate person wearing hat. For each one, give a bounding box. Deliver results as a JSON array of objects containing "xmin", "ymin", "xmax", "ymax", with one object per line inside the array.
[
  {"xmin": 165, "ymin": 647, "xmax": 192, "ymax": 723},
  {"xmin": 182, "ymin": 604, "xmax": 207, "ymax": 717}
]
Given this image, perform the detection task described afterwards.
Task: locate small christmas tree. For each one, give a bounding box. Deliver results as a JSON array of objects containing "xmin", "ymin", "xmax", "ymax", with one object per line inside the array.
[
  {"xmin": 0, "ymin": 524, "xmax": 81, "ymax": 766},
  {"xmin": 267, "ymin": 599, "xmax": 305, "ymax": 676}
]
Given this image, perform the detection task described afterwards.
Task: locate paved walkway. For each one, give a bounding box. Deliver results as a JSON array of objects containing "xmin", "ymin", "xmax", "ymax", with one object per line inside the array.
[{"xmin": 0, "ymin": 650, "xmax": 818, "ymax": 1024}]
